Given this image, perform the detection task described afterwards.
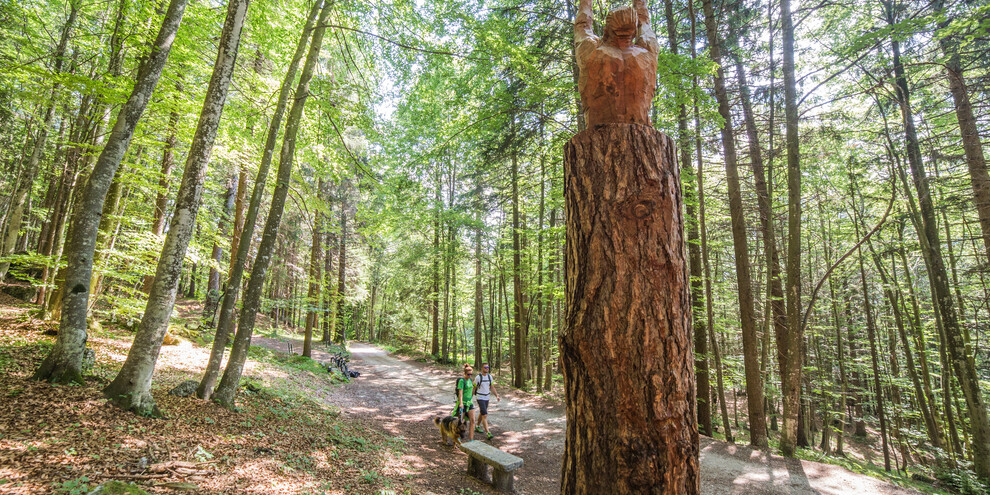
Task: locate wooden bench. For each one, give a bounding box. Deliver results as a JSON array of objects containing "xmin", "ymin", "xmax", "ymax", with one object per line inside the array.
[{"xmin": 458, "ymin": 440, "xmax": 524, "ymax": 492}]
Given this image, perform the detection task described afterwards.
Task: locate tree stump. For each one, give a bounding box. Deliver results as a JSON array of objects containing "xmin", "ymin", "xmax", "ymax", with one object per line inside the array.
[{"xmin": 560, "ymin": 124, "xmax": 699, "ymax": 494}]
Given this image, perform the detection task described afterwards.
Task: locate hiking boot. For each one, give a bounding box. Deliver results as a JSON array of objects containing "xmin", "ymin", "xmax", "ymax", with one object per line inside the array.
[
  {"xmin": 486, "ymin": 432, "xmax": 494, "ymax": 440},
  {"xmin": 475, "ymin": 426, "xmax": 484, "ymax": 434}
]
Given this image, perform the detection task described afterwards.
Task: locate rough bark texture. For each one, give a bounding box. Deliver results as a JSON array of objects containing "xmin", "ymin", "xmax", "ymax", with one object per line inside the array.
[
  {"xmin": 33, "ymin": 0, "xmax": 187, "ymax": 385},
  {"xmin": 779, "ymin": 0, "xmax": 804, "ymax": 457},
  {"xmin": 104, "ymin": 0, "xmax": 248, "ymax": 415},
  {"xmin": 196, "ymin": 0, "xmax": 321, "ymax": 399},
  {"xmin": 303, "ymin": 182, "xmax": 323, "ymax": 358},
  {"xmin": 560, "ymin": 125, "xmax": 699, "ymax": 494}
]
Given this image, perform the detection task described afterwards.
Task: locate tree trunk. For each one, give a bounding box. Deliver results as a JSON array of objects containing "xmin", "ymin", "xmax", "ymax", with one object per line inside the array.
[
  {"xmin": 203, "ymin": 174, "xmax": 237, "ymax": 325},
  {"xmin": 474, "ymin": 218, "xmax": 483, "ymax": 369},
  {"xmin": 560, "ymin": 125, "xmax": 698, "ymax": 494},
  {"xmin": 331, "ymin": 192, "xmax": 348, "ymax": 344},
  {"xmin": 196, "ymin": 0, "xmax": 321, "ymax": 399},
  {"xmin": 0, "ymin": 0, "xmax": 79, "ymax": 280},
  {"xmin": 511, "ymin": 121, "xmax": 528, "ymax": 388},
  {"xmin": 886, "ymin": 4, "xmax": 990, "ymax": 478},
  {"xmin": 33, "ymin": 0, "xmax": 188, "ymax": 385},
  {"xmin": 303, "ymin": 180, "xmax": 324, "ymax": 358},
  {"xmin": 103, "ymin": 0, "xmax": 249, "ymax": 415},
  {"xmin": 779, "ymin": 0, "xmax": 804, "ymax": 456},
  {"xmin": 701, "ymin": 0, "xmax": 767, "ymax": 449},
  {"xmin": 212, "ymin": 2, "xmax": 331, "ymax": 408}
]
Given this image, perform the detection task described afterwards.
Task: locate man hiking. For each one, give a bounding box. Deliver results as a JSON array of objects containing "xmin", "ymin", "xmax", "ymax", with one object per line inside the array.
[{"xmin": 473, "ymin": 362, "xmax": 500, "ymax": 440}]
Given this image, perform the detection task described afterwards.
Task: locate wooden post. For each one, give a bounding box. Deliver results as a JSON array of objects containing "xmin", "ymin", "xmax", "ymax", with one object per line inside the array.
[{"xmin": 560, "ymin": 124, "xmax": 699, "ymax": 494}]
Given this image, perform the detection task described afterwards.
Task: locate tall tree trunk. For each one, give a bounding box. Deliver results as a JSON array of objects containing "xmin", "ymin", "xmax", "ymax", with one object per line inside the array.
[
  {"xmin": 196, "ymin": 0, "xmax": 322, "ymax": 399},
  {"xmin": 33, "ymin": 0, "xmax": 188, "ymax": 385},
  {"xmin": 561, "ymin": 125, "xmax": 698, "ymax": 494},
  {"xmin": 331, "ymin": 192, "xmax": 348, "ymax": 344},
  {"xmin": 212, "ymin": 2, "xmax": 331, "ymax": 407},
  {"xmin": 701, "ymin": 0, "xmax": 767, "ymax": 449},
  {"xmin": 511, "ymin": 121, "xmax": 529, "ymax": 388},
  {"xmin": 203, "ymin": 174, "xmax": 237, "ymax": 325},
  {"xmin": 474, "ymin": 218, "xmax": 483, "ymax": 369},
  {"xmin": 0, "ymin": 0, "xmax": 79, "ymax": 279},
  {"xmin": 103, "ymin": 0, "xmax": 249, "ymax": 415},
  {"xmin": 885, "ymin": 3, "xmax": 990, "ymax": 478},
  {"xmin": 666, "ymin": 0, "xmax": 710, "ymax": 436},
  {"xmin": 779, "ymin": 0, "xmax": 804, "ymax": 456},
  {"xmin": 432, "ymin": 166, "xmax": 441, "ymax": 356},
  {"xmin": 303, "ymin": 180, "xmax": 324, "ymax": 358}
]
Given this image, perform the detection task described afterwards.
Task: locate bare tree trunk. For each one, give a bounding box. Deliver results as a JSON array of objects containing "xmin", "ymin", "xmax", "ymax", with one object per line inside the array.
[
  {"xmin": 33, "ymin": 0, "xmax": 188, "ymax": 385},
  {"xmin": 511, "ymin": 119, "xmax": 528, "ymax": 388},
  {"xmin": 561, "ymin": 125, "xmax": 698, "ymax": 494},
  {"xmin": 701, "ymin": 0, "xmax": 767, "ymax": 449},
  {"xmin": 212, "ymin": 1, "xmax": 331, "ymax": 408},
  {"xmin": 203, "ymin": 174, "xmax": 237, "ymax": 325},
  {"xmin": 303, "ymin": 180, "xmax": 324, "ymax": 358},
  {"xmin": 474, "ymin": 217, "xmax": 483, "ymax": 369},
  {"xmin": 196, "ymin": 0, "xmax": 322, "ymax": 399},
  {"xmin": 331, "ymin": 191, "xmax": 348, "ymax": 344},
  {"xmin": 779, "ymin": 0, "xmax": 804, "ymax": 456},
  {"xmin": 103, "ymin": 0, "xmax": 249, "ymax": 415}
]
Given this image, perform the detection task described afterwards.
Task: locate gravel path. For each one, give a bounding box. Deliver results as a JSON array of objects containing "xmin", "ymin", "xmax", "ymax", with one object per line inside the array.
[{"xmin": 252, "ymin": 337, "xmax": 921, "ymax": 495}]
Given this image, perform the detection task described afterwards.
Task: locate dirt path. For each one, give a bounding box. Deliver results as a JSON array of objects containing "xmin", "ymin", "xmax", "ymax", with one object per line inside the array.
[{"xmin": 252, "ymin": 338, "xmax": 920, "ymax": 495}]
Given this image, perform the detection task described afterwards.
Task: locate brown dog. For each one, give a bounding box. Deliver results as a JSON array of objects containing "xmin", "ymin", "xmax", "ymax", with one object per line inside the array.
[{"xmin": 434, "ymin": 415, "xmax": 467, "ymax": 447}]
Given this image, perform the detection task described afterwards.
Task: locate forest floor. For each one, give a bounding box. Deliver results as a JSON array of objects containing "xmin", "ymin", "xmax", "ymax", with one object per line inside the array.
[
  {"xmin": 0, "ymin": 296, "xmax": 939, "ymax": 494},
  {"xmin": 0, "ymin": 298, "xmax": 412, "ymax": 494}
]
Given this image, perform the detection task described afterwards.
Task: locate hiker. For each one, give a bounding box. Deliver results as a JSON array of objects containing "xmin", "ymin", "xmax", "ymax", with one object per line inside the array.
[
  {"xmin": 473, "ymin": 362, "xmax": 500, "ymax": 440},
  {"xmin": 455, "ymin": 364, "xmax": 477, "ymax": 441}
]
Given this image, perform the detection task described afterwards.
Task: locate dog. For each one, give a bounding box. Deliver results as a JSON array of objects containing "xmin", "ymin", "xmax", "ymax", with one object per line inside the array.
[{"xmin": 433, "ymin": 415, "xmax": 467, "ymax": 447}]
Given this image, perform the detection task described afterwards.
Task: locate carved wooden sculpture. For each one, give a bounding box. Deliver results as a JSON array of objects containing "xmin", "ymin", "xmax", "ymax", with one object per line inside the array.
[
  {"xmin": 561, "ymin": 2, "xmax": 699, "ymax": 493},
  {"xmin": 574, "ymin": 0, "xmax": 659, "ymax": 127}
]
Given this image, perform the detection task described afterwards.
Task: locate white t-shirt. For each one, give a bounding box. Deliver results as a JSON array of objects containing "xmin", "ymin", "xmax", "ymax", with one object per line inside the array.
[{"xmin": 474, "ymin": 373, "xmax": 494, "ymax": 400}]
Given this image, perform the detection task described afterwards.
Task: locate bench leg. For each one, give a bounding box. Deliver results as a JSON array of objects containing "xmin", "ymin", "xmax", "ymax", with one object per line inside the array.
[
  {"xmin": 467, "ymin": 456, "xmax": 491, "ymax": 484},
  {"xmin": 492, "ymin": 468, "xmax": 514, "ymax": 492}
]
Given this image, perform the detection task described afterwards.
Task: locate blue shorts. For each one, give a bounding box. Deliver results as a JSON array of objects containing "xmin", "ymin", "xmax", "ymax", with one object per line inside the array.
[{"xmin": 477, "ymin": 399, "xmax": 489, "ymax": 416}]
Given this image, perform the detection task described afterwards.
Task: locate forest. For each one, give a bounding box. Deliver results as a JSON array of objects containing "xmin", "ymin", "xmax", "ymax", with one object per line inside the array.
[{"xmin": 0, "ymin": 0, "xmax": 989, "ymax": 492}]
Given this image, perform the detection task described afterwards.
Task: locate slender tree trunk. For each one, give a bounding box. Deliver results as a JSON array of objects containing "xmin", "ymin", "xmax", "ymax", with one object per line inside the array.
[
  {"xmin": 303, "ymin": 180, "xmax": 324, "ymax": 358},
  {"xmin": 203, "ymin": 174, "xmax": 237, "ymax": 325},
  {"xmin": 511, "ymin": 124, "xmax": 528, "ymax": 389},
  {"xmin": 0, "ymin": 0, "xmax": 79, "ymax": 280},
  {"xmin": 701, "ymin": 0, "xmax": 767, "ymax": 449},
  {"xmin": 197, "ymin": 0, "xmax": 321, "ymax": 399},
  {"xmin": 33, "ymin": 0, "xmax": 188, "ymax": 385},
  {"xmin": 103, "ymin": 0, "xmax": 249, "ymax": 415},
  {"xmin": 331, "ymin": 192, "xmax": 348, "ymax": 344},
  {"xmin": 886, "ymin": 4, "xmax": 990, "ymax": 477},
  {"xmin": 778, "ymin": 0, "xmax": 804, "ymax": 456},
  {"xmin": 212, "ymin": 3, "xmax": 331, "ymax": 407},
  {"xmin": 561, "ymin": 125, "xmax": 698, "ymax": 494},
  {"xmin": 474, "ymin": 218, "xmax": 483, "ymax": 369}
]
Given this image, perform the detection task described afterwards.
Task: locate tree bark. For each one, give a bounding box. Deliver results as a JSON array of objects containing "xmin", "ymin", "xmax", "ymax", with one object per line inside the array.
[
  {"xmin": 196, "ymin": 0, "xmax": 322, "ymax": 399},
  {"xmin": 701, "ymin": 0, "xmax": 768, "ymax": 449},
  {"xmin": 511, "ymin": 120, "xmax": 528, "ymax": 388},
  {"xmin": 212, "ymin": 2, "xmax": 331, "ymax": 408},
  {"xmin": 885, "ymin": 4, "xmax": 990, "ymax": 478},
  {"xmin": 560, "ymin": 125, "xmax": 698, "ymax": 494},
  {"xmin": 303, "ymin": 180, "xmax": 324, "ymax": 358},
  {"xmin": 33, "ymin": 0, "xmax": 188, "ymax": 385},
  {"xmin": 779, "ymin": 0, "xmax": 804, "ymax": 457},
  {"xmin": 104, "ymin": 0, "xmax": 249, "ymax": 415},
  {"xmin": 203, "ymin": 173, "xmax": 237, "ymax": 325},
  {"xmin": 331, "ymin": 191, "xmax": 348, "ymax": 344}
]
